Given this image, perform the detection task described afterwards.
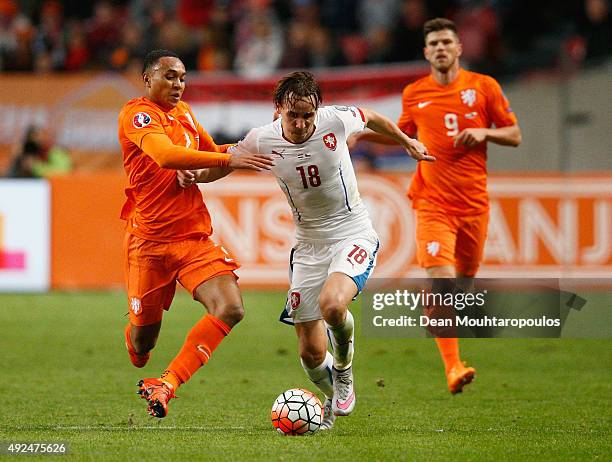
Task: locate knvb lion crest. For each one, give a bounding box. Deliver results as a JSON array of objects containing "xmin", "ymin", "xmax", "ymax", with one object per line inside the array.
[
  {"xmin": 323, "ymin": 133, "xmax": 337, "ymax": 151},
  {"xmin": 130, "ymin": 297, "xmax": 141, "ymax": 315},
  {"xmin": 460, "ymin": 89, "xmax": 477, "ymax": 107},
  {"xmin": 426, "ymin": 241, "xmax": 441, "ymax": 257}
]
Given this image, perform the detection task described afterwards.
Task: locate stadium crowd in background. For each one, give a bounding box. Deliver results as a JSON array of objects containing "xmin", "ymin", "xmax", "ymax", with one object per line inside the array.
[
  {"xmin": 0, "ymin": 0, "xmax": 610, "ymax": 77},
  {"xmin": 5, "ymin": 125, "xmax": 71, "ymax": 177}
]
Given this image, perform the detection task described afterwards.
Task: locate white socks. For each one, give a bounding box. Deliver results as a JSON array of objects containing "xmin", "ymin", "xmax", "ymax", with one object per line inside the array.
[
  {"xmin": 301, "ymin": 351, "xmax": 334, "ymax": 399},
  {"xmin": 326, "ymin": 310, "xmax": 354, "ymax": 370}
]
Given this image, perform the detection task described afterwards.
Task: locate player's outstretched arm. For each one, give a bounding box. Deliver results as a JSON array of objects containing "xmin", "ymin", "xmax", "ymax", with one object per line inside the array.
[
  {"xmin": 142, "ymin": 133, "xmax": 231, "ymax": 169},
  {"xmin": 141, "ymin": 133, "xmax": 273, "ymax": 171},
  {"xmin": 350, "ymin": 130, "xmax": 400, "ymax": 147},
  {"xmin": 360, "ymin": 107, "xmax": 436, "ymax": 162}
]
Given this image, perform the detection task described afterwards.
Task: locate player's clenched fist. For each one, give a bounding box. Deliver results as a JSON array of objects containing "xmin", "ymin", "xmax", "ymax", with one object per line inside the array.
[
  {"xmin": 177, "ymin": 169, "xmax": 197, "ymax": 188},
  {"xmin": 453, "ymin": 128, "xmax": 488, "ymax": 148}
]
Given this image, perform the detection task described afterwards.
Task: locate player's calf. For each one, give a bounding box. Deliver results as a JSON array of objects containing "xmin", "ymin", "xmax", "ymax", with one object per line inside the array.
[
  {"xmin": 124, "ymin": 324, "xmax": 151, "ymax": 368},
  {"xmin": 300, "ymin": 351, "xmax": 334, "ymax": 400},
  {"xmin": 326, "ymin": 311, "xmax": 355, "ymax": 370}
]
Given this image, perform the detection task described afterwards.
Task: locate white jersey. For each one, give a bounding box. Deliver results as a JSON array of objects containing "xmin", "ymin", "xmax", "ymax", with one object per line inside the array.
[{"xmin": 238, "ymin": 106, "xmax": 374, "ymax": 241}]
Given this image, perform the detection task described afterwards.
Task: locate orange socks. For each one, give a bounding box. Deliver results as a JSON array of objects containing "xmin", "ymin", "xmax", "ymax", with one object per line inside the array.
[
  {"xmin": 164, "ymin": 314, "xmax": 231, "ymax": 389},
  {"xmin": 435, "ymin": 337, "xmax": 460, "ymax": 373},
  {"xmin": 160, "ymin": 370, "xmax": 181, "ymax": 391}
]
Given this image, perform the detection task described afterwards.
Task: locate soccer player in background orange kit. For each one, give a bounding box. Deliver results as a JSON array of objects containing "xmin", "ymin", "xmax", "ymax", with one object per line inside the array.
[
  {"xmin": 118, "ymin": 49, "xmax": 274, "ymax": 417},
  {"xmin": 359, "ymin": 18, "xmax": 521, "ymax": 394}
]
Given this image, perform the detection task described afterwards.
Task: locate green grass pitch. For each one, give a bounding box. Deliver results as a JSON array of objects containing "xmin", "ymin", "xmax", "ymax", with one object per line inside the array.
[{"xmin": 1, "ymin": 291, "xmax": 610, "ymax": 461}]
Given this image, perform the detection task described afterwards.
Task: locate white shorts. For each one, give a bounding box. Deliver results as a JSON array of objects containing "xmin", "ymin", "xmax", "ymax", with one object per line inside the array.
[{"xmin": 280, "ymin": 229, "xmax": 380, "ymax": 324}]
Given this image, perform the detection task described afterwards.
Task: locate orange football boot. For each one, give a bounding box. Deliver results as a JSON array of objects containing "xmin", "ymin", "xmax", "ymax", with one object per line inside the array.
[
  {"xmin": 446, "ymin": 362, "xmax": 476, "ymax": 395},
  {"xmin": 125, "ymin": 324, "xmax": 150, "ymax": 368},
  {"xmin": 137, "ymin": 378, "xmax": 176, "ymax": 418}
]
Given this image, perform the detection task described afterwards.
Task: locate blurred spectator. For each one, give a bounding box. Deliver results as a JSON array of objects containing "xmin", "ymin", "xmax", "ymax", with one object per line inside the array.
[
  {"xmin": 156, "ymin": 17, "xmax": 198, "ymax": 69},
  {"xmin": 319, "ymin": 0, "xmax": 357, "ymax": 34},
  {"xmin": 0, "ymin": 1, "xmax": 21, "ymax": 70},
  {"xmin": 57, "ymin": 0, "xmax": 94, "ymax": 20},
  {"xmin": 196, "ymin": 26, "xmax": 232, "ymax": 71},
  {"xmin": 289, "ymin": 0, "xmax": 320, "ymax": 28},
  {"xmin": 309, "ymin": 26, "xmax": 346, "ymax": 67},
  {"xmin": 109, "ymin": 24, "xmax": 145, "ymax": 71},
  {"xmin": 234, "ymin": 7, "xmax": 283, "ymax": 77},
  {"xmin": 453, "ymin": 0, "xmax": 502, "ymax": 74},
  {"xmin": 87, "ymin": 1, "xmax": 122, "ymax": 65},
  {"xmin": 129, "ymin": 0, "xmax": 174, "ymax": 26},
  {"xmin": 339, "ymin": 34, "xmax": 369, "ymax": 65},
  {"xmin": 280, "ymin": 0, "xmax": 327, "ymax": 68},
  {"xmin": 365, "ymin": 27, "xmax": 394, "ymax": 64},
  {"xmin": 196, "ymin": 4, "xmax": 234, "ymax": 71},
  {"xmin": 6, "ymin": 126, "xmax": 71, "ymax": 178},
  {"xmin": 580, "ymin": 0, "xmax": 612, "ymax": 63},
  {"xmin": 0, "ymin": 0, "xmax": 17, "ymax": 17},
  {"xmin": 0, "ymin": 0, "xmax": 610, "ymax": 77},
  {"xmin": 4, "ymin": 13, "xmax": 35, "ymax": 71},
  {"xmin": 64, "ymin": 20, "xmax": 90, "ymax": 70},
  {"xmin": 357, "ymin": 0, "xmax": 401, "ymax": 36},
  {"xmin": 32, "ymin": 0, "xmax": 65, "ymax": 71},
  {"xmin": 177, "ymin": 0, "xmax": 215, "ymax": 28},
  {"xmin": 280, "ymin": 20, "xmax": 310, "ymax": 68},
  {"xmin": 389, "ymin": 0, "xmax": 430, "ymax": 62}
]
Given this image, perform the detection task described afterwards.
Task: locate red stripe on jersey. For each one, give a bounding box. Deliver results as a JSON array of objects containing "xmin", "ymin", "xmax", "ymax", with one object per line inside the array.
[{"xmin": 357, "ymin": 107, "xmax": 366, "ymax": 122}]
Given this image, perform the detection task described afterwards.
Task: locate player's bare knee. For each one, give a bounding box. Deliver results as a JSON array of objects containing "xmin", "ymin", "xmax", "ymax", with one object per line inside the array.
[
  {"xmin": 215, "ymin": 302, "xmax": 244, "ymax": 327},
  {"xmin": 319, "ymin": 294, "xmax": 346, "ymax": 326}
]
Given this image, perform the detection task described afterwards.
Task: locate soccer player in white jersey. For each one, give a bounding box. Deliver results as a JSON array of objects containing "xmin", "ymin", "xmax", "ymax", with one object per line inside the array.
[{"xmin": 180, "ymin": 71, "xmax": 433, "ymax": 429}]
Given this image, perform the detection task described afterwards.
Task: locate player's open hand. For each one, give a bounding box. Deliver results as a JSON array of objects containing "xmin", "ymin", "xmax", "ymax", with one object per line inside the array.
[
  {"xmin": 227, "ymin": 145, "xmax": 275, "ymax": 171},
  {"xmin": 405, "ymin": 138, "xmax": 436, "ymax": 162},
  {"xmin": 454, "ymin": 128, "xmax": 487, "ymax": 148},
  {"xmin": 177, "ymin": 169, "xmax": 197, "ymax": 188}
]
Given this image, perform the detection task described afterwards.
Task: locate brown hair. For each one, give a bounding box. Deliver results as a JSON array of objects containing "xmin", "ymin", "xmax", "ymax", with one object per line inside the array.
[
  {"xmin": 273, "ymin": 71, "xmax": 322, "ymax": 109},
  {"xmin": 423, "ymin": 18, "xmax": 459, "ymax": 42}
]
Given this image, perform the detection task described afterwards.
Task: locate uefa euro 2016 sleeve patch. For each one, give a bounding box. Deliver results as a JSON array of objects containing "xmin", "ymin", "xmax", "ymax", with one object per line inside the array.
[{"xmin": 132, "ymin": 112, "xmax": 152, "ymax": 129}]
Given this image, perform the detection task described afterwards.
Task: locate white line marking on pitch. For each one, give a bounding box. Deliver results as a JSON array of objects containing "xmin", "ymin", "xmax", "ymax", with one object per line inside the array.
[{"xmin": 53, "ymin": 426, "xmax": 246, "ymax": 431}]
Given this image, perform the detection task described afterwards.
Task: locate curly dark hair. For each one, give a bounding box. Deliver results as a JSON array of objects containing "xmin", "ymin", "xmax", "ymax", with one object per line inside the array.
[{"xmin": 273, "ymin": 71, "xmax": 322, "ymax": 109}]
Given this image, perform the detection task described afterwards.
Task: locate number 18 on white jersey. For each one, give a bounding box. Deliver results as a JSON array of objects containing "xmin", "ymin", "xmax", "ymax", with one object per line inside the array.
[{"xmin": 236, "ymin": 105, "xmax": 375, "ymax": 241}]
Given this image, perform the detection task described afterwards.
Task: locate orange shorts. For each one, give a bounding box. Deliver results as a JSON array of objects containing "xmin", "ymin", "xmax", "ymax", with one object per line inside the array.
[
  {"xmin": 124, "ymin": 233, "xmax": 240, "ymax": 326},
  {"xmin": 414, "ymin": 202, "xmax": 488, "ymax": 277}
]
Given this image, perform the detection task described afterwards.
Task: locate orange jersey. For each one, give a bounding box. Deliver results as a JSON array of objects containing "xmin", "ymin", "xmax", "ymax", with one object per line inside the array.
[
  {"xmin": 118, "ymin": 97, "xmax": 224, "ymax": 241},
  {"xmin": 398, "ymin": 69, "xmax": 517, "ymax": 214}
]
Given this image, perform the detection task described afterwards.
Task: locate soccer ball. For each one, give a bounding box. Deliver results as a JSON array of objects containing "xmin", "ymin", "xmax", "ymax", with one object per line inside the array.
[{"xmin": 270, "ymin": 388, "xmax": 323, "ymax": 435}]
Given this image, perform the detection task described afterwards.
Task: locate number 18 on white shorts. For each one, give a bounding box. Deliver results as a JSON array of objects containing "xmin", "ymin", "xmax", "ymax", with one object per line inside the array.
[{"xmin": 281, "ymin": 229, "xmax": 380, "ymax": 324}]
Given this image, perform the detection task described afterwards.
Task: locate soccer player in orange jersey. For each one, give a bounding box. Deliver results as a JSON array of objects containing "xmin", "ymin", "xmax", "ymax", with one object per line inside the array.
[
  {"xmin": 359, "ymin": 18, "xmax": 521, "ymax": 394},
  {"xmin": 118, "ymin": 49, "xmax": 274, "ymax": 417}
]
